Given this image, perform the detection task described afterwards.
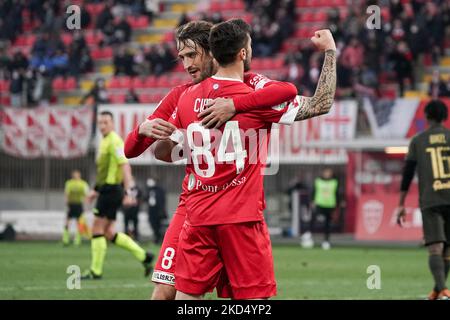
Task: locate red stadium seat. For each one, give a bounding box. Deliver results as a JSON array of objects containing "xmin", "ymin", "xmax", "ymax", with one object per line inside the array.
[
  {"xmin": 139, "ymin": 94, "xmax": 153, "ymax": 103},
  {"xmin": 91, "ymin": 48, "xmax": 103, "ymax": 60},
  {"xmin": 154, "ymin": 75, "xmax": 170, "ymax": 88},
  {"xmin": 14, "ymin": 34, "xmax": 35, "ymax": 47},
  {"xmin": 61, "ymin": 33, "xmax": 73, "ymax": 46},
  {"xmin": 52, "ymin": 77, "xmax": 65, "ymax": 91},
  {"xmin": 0, "ymin": 79, "xmax": 10, "ymax": 92},
  {"xmin": 127, "ymin": 16, "xmax": 149, "ymax": 29},
  {"xmin": 131, "ymin": 77, "xmax": 146, "ymax": 89},
  {"xmin": 118, "ymin": 76, "xmax": 132, "ymax": 88},
  {"xmin": 315, "ymin": 11, "xmax": 327, "ymax": 22},
  {"xmin": 163, "ymin": 32, "xmax": 174, "ymax": 43},
  {"xmin": 85, "ymin": 32, "xmax": 103, "ymax": 46},
  {"xmin": 110, "ymin": 94, "xmax": 126, "ymax": 104},
  {"xmin": 107, "ymin": 77, "xmax": 121, "ymax": 89},
  {"xmin": 1, "ymin": 96, "xmax": 11, "ymax": 106},
  {"xmin": 302, "ymin": 12, "xmax": 315, "ymax": 22},
  {"xmin": 144, "ymin": 76, "xmax": 157, "ymax": 88},
  {"xmin": 65, "ymin": 77, "xmax": 77, "ymax": 90},
  {"xmin": 102, "ymin": 47, "xmax": 113, "ymax": 59}
]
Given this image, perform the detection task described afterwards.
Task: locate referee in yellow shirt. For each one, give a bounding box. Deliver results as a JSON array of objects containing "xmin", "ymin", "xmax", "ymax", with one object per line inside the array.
[
  {"xmin": 63, "ymin": 170, "xmax": 89, "ymax": 246},
  {"xmin": 82, "ymin": 111, "xmax": 154, "ymax": 280}
]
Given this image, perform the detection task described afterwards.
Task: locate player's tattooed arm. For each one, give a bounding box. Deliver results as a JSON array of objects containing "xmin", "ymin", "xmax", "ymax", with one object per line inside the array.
[{"xmin": 295, "ymin": 49, "xmax": 336, "ymax": 121}]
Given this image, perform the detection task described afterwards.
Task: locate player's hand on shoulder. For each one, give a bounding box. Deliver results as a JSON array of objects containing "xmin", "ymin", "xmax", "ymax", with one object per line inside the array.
[
  {"xmin": 198, "ymin": 97, "xmax": 236, "ymax": 129},
  {"xmin": 138, "ymin": 118, "xmax": 177, "ymax": 140},
  {"xmin": 396, "ymin": 206, "xmax": 406, "ymax": 227},
  {"xmin": 311, "ymin": 29, "xmax": 336, "ymax": 52}
]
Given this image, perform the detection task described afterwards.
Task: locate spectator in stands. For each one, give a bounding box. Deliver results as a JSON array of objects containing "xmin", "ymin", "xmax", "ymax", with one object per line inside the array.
[
  {"xmin": 79, "ymin": 4, "xmax": 92, "ymax": 29},
  {"xmin": 389, "ymin": 41, "xmax": 414, "ymax": 97},
  {"xmin": 114, "ymin": 16, "xmax": 132, "ymax": 44},
  {"xmin": 80, "ymin": 78, "xmax": 109, "ymax": 137},
  {"xmin": 33, "ymin": 65, "xmax": 52, "ymax": 107},
  {"xmin": 68, "ymin": 30, "xmax": 91, "ymax": 80},
  {"xmin": 95, "ymin": 1, "xmax": 114, "ymax": 31},
  {"xmin": 114, "ymin": 46, "xmax": 135, "ymax": 76},
  {"xmin": 354, "ymin": 63, "xmax": 378, "ymax": 98},
  {"xmin": 178, "ymin": 12, "xmax": 190, "ymax": 27},
  {"xmin": 133, "ymin": 47, "xmax": 148, "ymax": 76},
  {"xmin": 24, "ymin": 69, "xmax": 36, "ymax": 107},
  {"xmin": 31, "ymin": 33, "xmax": 49, "ymax": 62},
  {"xmin": 429, "ymin": 70, "xmax": 450, "ymax": 99},
  {"xmin": 10, "ymin": 50, "xmax": 29, "ymax": 74},
  {"xmin": 0, "ymin": 17, "xmax": 15, "ymax": 43},
  {"xmin": 9, "ymin": 70, "xmax": 23, "ymax": 107},
  {"xmin": 125, "ymin": 88, "xmax": 140, "ymax": 104},
  {"xmin": 0, "ymin": 45, "xmax": 10, "ymax": 79},
  {"xmin": 147, "ymin": 44, "xmax": 175, "ymax": 76},
  {"xmin": 52, "ymin": 49, "xmax": 69, "ymax": 77},
  {"xmin": 341, "ymin": 38, "xmax": 364, "ymax": 70},
  {"xmin": 80, "ymin": 78, "xmax": 109, "ymax": 106},
  {"xmin": 141, "ymin": 0, "xmax": 160, "ymax": 20}
]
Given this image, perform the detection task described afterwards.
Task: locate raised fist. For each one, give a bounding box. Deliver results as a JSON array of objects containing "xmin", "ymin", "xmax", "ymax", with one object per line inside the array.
[{"xmin": 310, "ymin": 29, "xmax": 336, "ymax": 52}]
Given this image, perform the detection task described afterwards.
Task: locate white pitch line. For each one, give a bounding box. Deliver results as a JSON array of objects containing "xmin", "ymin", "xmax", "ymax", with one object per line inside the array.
[{"xmin": 0, "ymin": 283, "xmax": 152, "ymax": 292}]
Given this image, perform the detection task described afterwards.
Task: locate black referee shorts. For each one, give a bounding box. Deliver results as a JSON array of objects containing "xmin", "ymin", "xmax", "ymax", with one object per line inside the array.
[
  {"xmin": 94, "ymin": 184, "xmax": 124, "ymax": 221},
  {"xmin": 67, "ymin": 204, "xmax": 83, "ymax": 219}
]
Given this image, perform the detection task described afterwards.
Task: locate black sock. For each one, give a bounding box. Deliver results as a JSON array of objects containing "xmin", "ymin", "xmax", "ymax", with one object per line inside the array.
[
  {"xmin": 429, "ymin": 254, "xmax": 446, "ymax": 292},
  {"xmin": 444, "ymin": 246, "xmax": 450, "ymax": 281}
]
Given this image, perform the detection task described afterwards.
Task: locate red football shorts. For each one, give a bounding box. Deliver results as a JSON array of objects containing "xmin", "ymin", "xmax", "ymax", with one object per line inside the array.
[
  {"xmin": 175, "ymin": 220, "xmax": 277, "ymax": 299},
  {"xmin": 151, "ymin": 205, "xmax": 186, "ymax": 286}
]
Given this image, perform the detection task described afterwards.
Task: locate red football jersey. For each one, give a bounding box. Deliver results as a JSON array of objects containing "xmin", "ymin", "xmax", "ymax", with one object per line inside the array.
[{"xmin": 169, "ymin": 76, "xmax": 300, "ymax": 226}]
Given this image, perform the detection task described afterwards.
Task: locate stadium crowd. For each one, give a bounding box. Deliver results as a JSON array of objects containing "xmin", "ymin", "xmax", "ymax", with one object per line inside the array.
[
  {"xmin": 1, "ymin": 0, "xmax": 450, "ymax": 109},
  {"xmin": 284, "ymin": 0, "xmax": 450, "ymax": 98}
]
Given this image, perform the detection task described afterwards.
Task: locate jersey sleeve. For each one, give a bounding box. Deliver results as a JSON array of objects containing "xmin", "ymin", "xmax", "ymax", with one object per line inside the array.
[
  {"xmin": 83, "ymin": 181, "xmax": 90, "ymax": 195},
  {"xmin": 405, "ymin": 136, "xmax": 417, "ymax": 162},
  {"xmin": 124, "ymin": 84, "xmax": 189, "ymax": 158},
  {"xmin": 168, "ymin": 107, "xmax": 184, "ymax": 144},
  {"xmin": 252, "ymin": 95, "xmax": 301, "ymax": 125},
  {"xmin": 105, "ymin": 137, "xmax": 128, "ymax": 185},
  {"xmin": 235, "ymin": 73, "xmax": 298, "ymax": 112},
  {"xmin": 64, "ymin": 181, "xmax": 70, "ymax": 194}
]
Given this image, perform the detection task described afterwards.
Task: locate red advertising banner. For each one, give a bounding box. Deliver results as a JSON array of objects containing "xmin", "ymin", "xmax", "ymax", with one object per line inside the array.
[
  {"xmin": 0, "ymin": 106, "xmax": 93, "ymax": 158},
  {"xmin": 98, "ymin": 100, "xmax": 358, "ymax": 164},
  {"xmin": 355, "ymin": 194, "xmax": 423, "ymax": 241},
  {"xmin": 347, "ymin": 151, "xmax": 423, "ymax": 241}
]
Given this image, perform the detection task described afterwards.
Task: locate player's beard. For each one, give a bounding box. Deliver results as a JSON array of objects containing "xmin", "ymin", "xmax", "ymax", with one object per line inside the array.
[
  {"xmin": 197, "ymin": 57, "xmax": 216, "ymax": 83},
  {"xmin": 244, "ymin": 56, "xmax": 251, "ymax": 72}
]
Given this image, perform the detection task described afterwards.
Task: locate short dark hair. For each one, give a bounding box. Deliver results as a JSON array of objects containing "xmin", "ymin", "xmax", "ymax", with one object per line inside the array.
[
  {"xmin": 209, "ymin": 19, "xmax": 251, "ymax": 67},
  {"xmin": 100, "ymin": 111, "xmax": 114, "ymax": 119},
  {"xmin": 424, "ymin": 100, "xmax": 448, "ymax": 123},
  {"xmin": 175, "ymin": 20, "xmax": 213, "ymax": 53}
]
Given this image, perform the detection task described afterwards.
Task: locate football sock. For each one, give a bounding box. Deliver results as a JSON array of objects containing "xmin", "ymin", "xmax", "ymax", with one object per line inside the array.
[
  {"xmin": 112, "ymin": 232, "xmax": 146, "ymax": 262},
  {"xmin": 74, "ymin": 232, "xmax": 81, "ymax": 246},
  {"xmin": 444, "ymin": 250, "xmax": 450, "ymax": 282},
  {"xmin": 429, "ymin": 254, "xmax": 446, "ymax": 292},
  {"xmin": 90, "ymin": 234, "xmax": 107, "ymax": 276},
  {"xmin": 62, "ymin": 228, "xmax": 70, "ymax": 245}
]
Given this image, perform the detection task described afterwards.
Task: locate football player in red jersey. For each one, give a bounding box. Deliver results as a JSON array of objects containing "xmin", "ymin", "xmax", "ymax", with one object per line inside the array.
[
  {"xmin": 125, "ymin": 20, "xmax": 299, "ymax": 300},
  {"xmin": 154, "ymin": 19, "xmax": 336, "ymax": 299}
]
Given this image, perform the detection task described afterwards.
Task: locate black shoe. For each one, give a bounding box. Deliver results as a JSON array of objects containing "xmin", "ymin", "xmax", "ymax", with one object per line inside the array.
[
  {"xmin": 142, "ymin": 252, "xmax": 154, "ymax": 277},
  {"xmin": 80, "ymin": 270, "xmax": 102, "ymax": 280}
]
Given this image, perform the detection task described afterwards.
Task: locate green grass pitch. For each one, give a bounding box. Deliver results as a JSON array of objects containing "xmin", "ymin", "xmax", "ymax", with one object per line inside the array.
[{"xmin": 0, "ymin": 241, "xmax": 433, "ymax": 300}]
